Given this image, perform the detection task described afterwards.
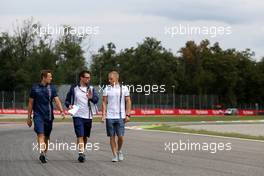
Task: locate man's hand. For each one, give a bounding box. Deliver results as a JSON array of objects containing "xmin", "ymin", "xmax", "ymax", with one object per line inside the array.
[
  {"xmin": 61, "ymin": 111, "xmax": 65, "ymax": 120},
  {"xmin": 87, "ymin": 89, "xmax": 93, "ymax": 99},
  {"xmin": 27, "ymin": 116, "xmax": 32, "ymax": 127},
  {"xmin": 101, "ymin": 114, "xmax": 106, "ymax": 123},
  {"xmin": 125, "ymin": 115, "xmax": 130, "ymax": 123}
]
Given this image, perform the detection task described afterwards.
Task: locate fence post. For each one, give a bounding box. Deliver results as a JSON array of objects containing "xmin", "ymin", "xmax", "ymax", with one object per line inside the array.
[
  {"xmin": 186, "ymin": 95, "xmax": 189, "ymax": 109},
  {"xmin": 172, "ymin": 85, "xmax": 175, "ymax": 109},
  {"xmin": 204, "ymin": 95, "xmax": 207, "ymax": 109},
  {"xmin": 24, "ymin": 91, "xmax": 27, "ymax": 109},
  {"xmin": 180, "ymin": 95, "xmax": 182, "ymax": 109},
  {"xmin": 255, "ymin": 103, "xmax": 259, "ymax": 115},
  {"xmin": 1, "ymin": 91, "xmax": 3, "ymax": 109},
  {"xmin": 192, "ymin": 95, "xmax": 194, "ymax": 109},
  {"xmin": 211, "ymin": 95, "xmax": 213, "ymax": 109},
  {"xmin": 152, "ymin": 94, "xmax": 155, "ymax": 109},
  {"xmin": 13, "ymin": 91, "xmax": 15, "ymax": 109},
  {"xmin": 145, "ymin": 94, "xmax": 147, "ymax": 109},
  {"xmin": 199, "ymin": 95, "xmax": 202, "ymax": 110},
  {"xmin": 159, "ymin": 93, "xmax": 161, "ymax": 109}
]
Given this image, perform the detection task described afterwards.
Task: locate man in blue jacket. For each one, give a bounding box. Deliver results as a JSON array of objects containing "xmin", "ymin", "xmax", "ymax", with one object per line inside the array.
[
  {"xmin": 27, "ymin": 70, "xmax": 65, "ymax": 163},
  {"xmin": 65, "ymin": 70, "xmax": 99, "ymax": 162}
]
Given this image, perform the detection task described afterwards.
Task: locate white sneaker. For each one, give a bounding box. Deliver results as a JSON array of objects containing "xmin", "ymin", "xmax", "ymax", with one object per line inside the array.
[
  {"xmin": 117, "ymin": 151, "xmax": 124, "ymax": 161},
  {"xmin": 112, "ymin": 155, "xmax": 119, "ymax": 162}
]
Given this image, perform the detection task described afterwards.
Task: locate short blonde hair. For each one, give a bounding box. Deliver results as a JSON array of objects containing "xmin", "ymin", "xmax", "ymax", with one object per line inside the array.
[{"xmin": 108, "ymin": 71, "xmax": 119, "ymax": 79}]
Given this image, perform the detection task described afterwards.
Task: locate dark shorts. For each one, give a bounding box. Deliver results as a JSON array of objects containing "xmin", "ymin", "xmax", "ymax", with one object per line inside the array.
[
  {"xmin": 106, "ymin": 119, "xmax": 125, "ymax": 137},
  {"xmin": 73, "ymin": 117, "xmax": 92, "ymax": 137},
  {"xmin": 33, "ymin": 116, "xmax": 53, "ymax": 137}
]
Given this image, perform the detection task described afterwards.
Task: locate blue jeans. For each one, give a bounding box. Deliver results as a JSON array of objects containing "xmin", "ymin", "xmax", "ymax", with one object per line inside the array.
[{"xmin": 106, "ymin": 119, "xmax": 125, "ymax": 137}]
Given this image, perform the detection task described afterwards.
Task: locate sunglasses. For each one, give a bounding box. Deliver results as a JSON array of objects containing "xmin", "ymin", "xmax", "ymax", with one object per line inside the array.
[{"xmin": 82, "ymin": 76, "xmax": 90, "ymax": 79}]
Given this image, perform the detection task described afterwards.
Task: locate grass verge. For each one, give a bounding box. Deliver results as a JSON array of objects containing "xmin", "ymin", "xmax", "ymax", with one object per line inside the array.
[
  {"xmin": 141, "ymin": 124, "xmax": 264, "ymax": 141},
  {"xmin": 130, "ymin": 115, "xmax": 264, "ymax": 122}
]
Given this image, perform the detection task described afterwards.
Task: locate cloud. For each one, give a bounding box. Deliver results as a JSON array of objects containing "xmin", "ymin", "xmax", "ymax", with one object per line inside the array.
[
  {"xmin": 0, "ymin": 0, "xmax": 264, "ymax": 60},
  {"xmin": 133, "ymin": 0, "xmax": 264, "ymax": 24}
]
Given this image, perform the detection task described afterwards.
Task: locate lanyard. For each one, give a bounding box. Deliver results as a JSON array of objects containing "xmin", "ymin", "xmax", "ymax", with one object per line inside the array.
[
  {"xmin": 119, "ymin": 85, "xmax": 122, "ymax": 119},
  {"xmin": 78, "ymin": 86, "xmax": 93, "ymax": 119},
  {"xmin": 47, "ymin": 85, "xmax": 52, "ymax": 120}
]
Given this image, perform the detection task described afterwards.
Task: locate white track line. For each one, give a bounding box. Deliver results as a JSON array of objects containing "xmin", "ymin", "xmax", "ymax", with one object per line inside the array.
[{"xmin": 126, "ymin": 126, "xmax": 264, "ymax": 143}]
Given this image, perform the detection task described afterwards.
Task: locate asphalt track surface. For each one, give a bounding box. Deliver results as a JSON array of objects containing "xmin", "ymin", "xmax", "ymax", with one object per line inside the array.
[
  {"xmin": 182, "ymin": 123, "xmax": 264, "ymax": 136},
  {"xmin": 0, "ymin": 122, "xmax": 263, "ymax": 176}
]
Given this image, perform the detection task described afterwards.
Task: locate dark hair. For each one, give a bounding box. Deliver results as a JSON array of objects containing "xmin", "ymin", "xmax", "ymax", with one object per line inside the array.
[
  {"xmin": 40, "ymin": 70, "xmax": 52, "ymax": 80},
  {"xmin": 79, "ymin": 70, "xmax": 91, "ymax": 79}
]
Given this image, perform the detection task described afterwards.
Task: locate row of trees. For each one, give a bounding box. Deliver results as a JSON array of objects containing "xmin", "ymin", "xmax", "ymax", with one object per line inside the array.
[
  {"xmin": 90, "ymin": 38, "xmax": 264, "ymax": 106},
  {"xmin": 0, "ymin": 19, "xmax": 263, "ymax": 106},
  {"xmin": 0, "ymin": 19, "xmax": 87, "ymax": 91}
]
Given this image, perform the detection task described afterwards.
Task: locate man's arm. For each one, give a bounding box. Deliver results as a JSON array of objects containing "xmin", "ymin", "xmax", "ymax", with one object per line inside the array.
[
  {"xmin": 125, "ymin": 96, "xmax": 131, "ymax": 122},
  {"xmin": 90, "ymin": 88, "xmax": 99, "ymax": 104},
  {"xmin": 101, "ymin": 96, "xmax": 107, "ymax": 122},
  {"xmin": 65, "ymin": 86, "xmax": 73, "ymax": 108},
  {"xmin": 54, "ymin": 97, "xmax": 65, "ymax": 119},
  {"xmin": 27, "ymin": 98, "xmax": 34, "ymax": 127}
]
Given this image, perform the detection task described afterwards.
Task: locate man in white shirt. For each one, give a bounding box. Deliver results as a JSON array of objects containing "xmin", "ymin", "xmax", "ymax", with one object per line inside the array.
[
  {"xmin": 102, "ymin": 71, "xmax": 131, "ymax": 162},
  {"xmin": 65, "ymin": 70, "xmax": 99, "ymax": 162}
]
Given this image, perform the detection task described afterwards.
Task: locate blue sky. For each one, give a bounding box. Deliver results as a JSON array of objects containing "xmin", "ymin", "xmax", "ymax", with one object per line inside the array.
[{"xmin": 1, "ymin": 0, "xmax": 264, "ymax": 63}]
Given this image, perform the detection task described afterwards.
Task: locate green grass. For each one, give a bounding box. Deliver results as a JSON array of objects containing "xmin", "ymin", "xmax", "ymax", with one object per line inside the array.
[
  {"xmin": 0, "ymin": 115, "xmax": 263, "ymax": 123},
  {"xmin": 142, "ymin": 124, "xmax": 264, "ymax": 141},
  {"xmin": 129, "ymin": 115, "xmax": 264, "ymax": 122}
]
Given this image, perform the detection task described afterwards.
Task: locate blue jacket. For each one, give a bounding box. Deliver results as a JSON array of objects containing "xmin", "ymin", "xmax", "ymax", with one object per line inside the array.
[{"xmin": 65, "ymin": 84, "xmax": 99, "ymax": 108}]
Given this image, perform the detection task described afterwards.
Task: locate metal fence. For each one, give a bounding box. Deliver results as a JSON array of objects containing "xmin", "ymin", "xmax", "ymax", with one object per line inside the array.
[
  {"xmin": 130, "ymin": 93, "xmax": 220, "ymax": 109},
  {"xmin": 0, "ymin": 87, "xmax": 263, "ymax": 110},
  {"xmin": 0, "ymin": 91, "xmax": 28, "ymax": 109}
]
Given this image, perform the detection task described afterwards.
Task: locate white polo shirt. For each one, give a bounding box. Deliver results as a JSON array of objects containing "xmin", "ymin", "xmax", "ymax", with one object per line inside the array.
[
  {"xmin": 73, "ymin": 86, "xmax": 94, "ymax": 119},
  {"xmin": 103, "ymin": 84, "xmax": 130, "ymax": 119}
]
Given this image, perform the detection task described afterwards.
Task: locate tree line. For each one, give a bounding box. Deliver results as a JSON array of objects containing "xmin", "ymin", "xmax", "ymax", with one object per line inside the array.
[
  {"xmin": 0, "ymin": 20, "xmax": 263, "ymax": 106},
  {"xmin": 0, "ymin": 19, "xmax": 87, "ymax": 91},
  {"xmin": 90, "ymin": 38, "xmax": 264, "ymax": 106}
]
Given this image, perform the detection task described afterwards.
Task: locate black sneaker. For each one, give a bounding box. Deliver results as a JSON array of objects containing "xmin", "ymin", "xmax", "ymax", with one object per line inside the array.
[
  {"xmin": 39, "ymin": 154, "xmax": 47, "ymax": 163},
  {"xmin": 78, "ymin": 153, "xmax": 86, "ymax": 163}
]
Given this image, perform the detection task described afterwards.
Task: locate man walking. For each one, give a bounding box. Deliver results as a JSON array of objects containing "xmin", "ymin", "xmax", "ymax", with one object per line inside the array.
[
  {"xmin": 65, "ymin": 70, "xmax": 99, "ymax": 163},
  {"xmin": 102, "ymin": 71, "xmax": 131, "ymax": 162},
  {"xmin": 27, "ymin": 70, "xmax": 65, "ymax": 163}
]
